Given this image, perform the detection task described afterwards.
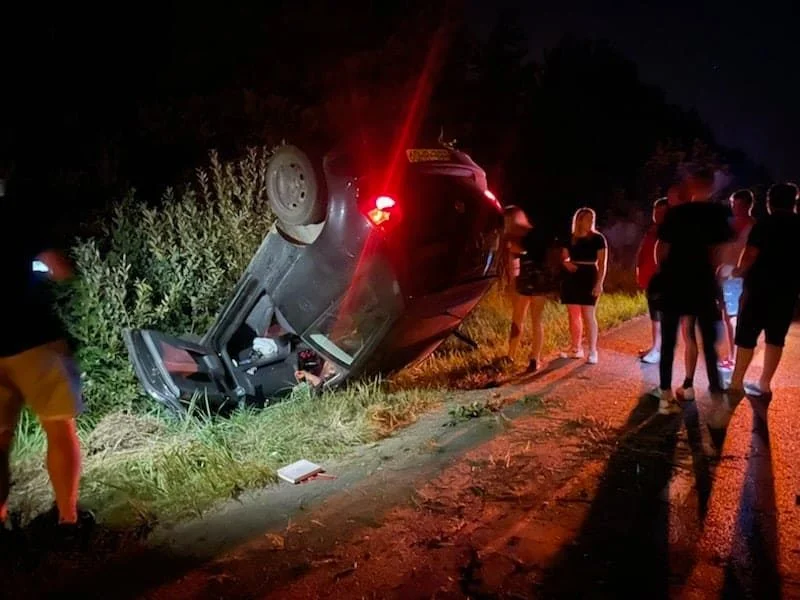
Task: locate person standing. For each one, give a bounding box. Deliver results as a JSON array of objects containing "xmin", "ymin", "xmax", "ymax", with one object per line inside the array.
[
  {"xmin": 0, "ymin": 176, "xmax": 90, "ymax": 543},
  {"xmin": 717, "ymin": 189, "xmax": 756, "ymax": 370},
  {"xmin": 729, "ymin": 183, "xmax": 800, "ymax": 398},
  {"xmin": 636, "ymin": 198, "xmax": 668, "ymax": 364},
  {"xmin": 655, "ymin": 169, "xmax": 734, "ymax": 414},
  {"xmin": 505, "ymin": 207, "xmax": 562, "ymax": 372},
  {"xmin": 560, "ymin": 208, "xmax": 608, "ymax": 365}
]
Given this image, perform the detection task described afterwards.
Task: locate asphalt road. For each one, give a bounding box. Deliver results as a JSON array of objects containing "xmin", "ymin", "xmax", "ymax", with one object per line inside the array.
[{"xmin": 13, "ymin": 316, "xmax": 800, "ymax": 599}]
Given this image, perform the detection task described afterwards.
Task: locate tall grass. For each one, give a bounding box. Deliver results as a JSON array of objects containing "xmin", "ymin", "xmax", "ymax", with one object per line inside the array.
[{"xmin": 9, "ymin": 148, "xmax": 645, "ymax": 528}]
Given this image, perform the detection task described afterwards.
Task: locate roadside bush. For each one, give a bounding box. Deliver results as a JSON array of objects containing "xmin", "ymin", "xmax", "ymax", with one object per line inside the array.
[{"xmin": 56, "ymin": 148, "xmax": 274, "ymax": 416}]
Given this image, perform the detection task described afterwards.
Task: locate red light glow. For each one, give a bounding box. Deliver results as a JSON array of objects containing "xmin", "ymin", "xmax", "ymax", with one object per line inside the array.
[{"xmin": 484, "ymin": 189, "xmax": 502, "ymax": 211}]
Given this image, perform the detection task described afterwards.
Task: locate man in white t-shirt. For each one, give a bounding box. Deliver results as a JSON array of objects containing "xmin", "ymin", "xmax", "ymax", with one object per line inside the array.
[{"xmin": 718, "ymin": 189, "xmax": 755, "ymax": 370}]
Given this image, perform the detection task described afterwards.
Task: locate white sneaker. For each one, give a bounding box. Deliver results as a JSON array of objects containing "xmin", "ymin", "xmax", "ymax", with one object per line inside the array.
[
  {"xmin": 559, "ymin": 349, "xmax": 585, "ymax": 360},
  {"xmin": 587, "ymin": 351, "xmax": 599, "ymax": 365},
  {"xmin": 641, "ymin": 349, "xmax": 660, "ymax": 364},
  {"xmin": 676, "ymin": 386, "xmax": 695, "ymax": 402},
  {"xmin": 658, "ymin": 390, "xmax": 682, "ymax": 415}
]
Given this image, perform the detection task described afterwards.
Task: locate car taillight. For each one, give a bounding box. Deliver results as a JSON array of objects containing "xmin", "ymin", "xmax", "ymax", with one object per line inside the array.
[
  {"xmin": 484, "ymin": 189, "xmax": 502, "ymax": 211},
  {"xmin": 364, "ymin": 195, "xmax": 398, "ymax": 227}
]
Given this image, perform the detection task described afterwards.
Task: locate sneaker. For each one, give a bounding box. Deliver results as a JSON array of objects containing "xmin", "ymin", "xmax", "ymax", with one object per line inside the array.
[
  {"xmin": 31, "ymin": 507, "xmax": 96, "ymax": 552},
  {"xmin": 658, "ymin": 390, "xmax": 682, "ymax": 415},
  {"xmin": 745, "ymin": 382, "xmax": 771, "ymax": 397},
  {"xmin": 54, "ymin": 510, "xmax": 96, "ymax": 552},
  {"xmin": 587, "ymin": 351, "xmax": 599, "ymax": 365},
  {"xmin": 559, "ymin": 349, "xmax": 585, "ymax": 360},
  {"xmin": 676, "ymin": 385, "xmax": 695, "ymax": 402},
  {"xmin": 641, "ymin": 349, "xmax": 660, "ymax": 364}
]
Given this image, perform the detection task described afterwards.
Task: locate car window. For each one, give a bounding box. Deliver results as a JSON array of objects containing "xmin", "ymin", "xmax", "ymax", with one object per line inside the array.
[{"xmin": 304, "ymin": 256, "xmax": 400, "ymax": 366}]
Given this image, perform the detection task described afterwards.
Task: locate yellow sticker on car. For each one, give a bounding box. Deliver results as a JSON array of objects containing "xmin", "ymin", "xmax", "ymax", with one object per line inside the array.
[{"xmin": 406, "ymin": 149, "xmax": 452, "ymax": 163}]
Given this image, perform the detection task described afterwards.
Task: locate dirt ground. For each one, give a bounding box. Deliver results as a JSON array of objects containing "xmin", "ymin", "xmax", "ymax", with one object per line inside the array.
[{"xmin": 5, "ymin": 317, "xmax": 800, "ymax": 599}]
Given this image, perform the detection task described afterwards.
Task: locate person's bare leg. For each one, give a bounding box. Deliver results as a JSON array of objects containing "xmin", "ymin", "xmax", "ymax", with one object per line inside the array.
[
  {"xmin": 40, "ymin": 418, "xmax": 81, "ymax": 524},
  {"xmin": 722, "ymin": 311, "xmax": 736, "ymax": 364},
  {"xmin": 730, "ymin": 346, "xmax": 753, "ymax": 391},
  {"xmin": 582, "ymin": 305, "xmax": 599, "ymax": 355},
  {"xmin": 568, "ymin": 305, "xmax": 583, "ymax": 352},
  {"xmin": 758, "ymin": 344, "xmax": 783, "ymax": 393},
  {"xmin": 508, "ymin": 293, "xmax": 530, "ymax": 360},
  {"xmin": 651, "ymin": 319, "xmax": 662, "ymax": 353},
  {"xmin": 529, "ymin": 296, "xmax": 546, "ymax": 363},
  {"xmin": 682, "ymin": 318, "xmax": 699, "ymax": 381},
  {"xmin": 0, "ymin": 429, "xmax": 13, "ymax": 524}
]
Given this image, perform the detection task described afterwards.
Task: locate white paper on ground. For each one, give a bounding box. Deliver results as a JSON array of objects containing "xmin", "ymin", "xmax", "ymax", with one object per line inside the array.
[{"xmin": 277, "ymin": 459, "xmax": 324, "ymax": 484}]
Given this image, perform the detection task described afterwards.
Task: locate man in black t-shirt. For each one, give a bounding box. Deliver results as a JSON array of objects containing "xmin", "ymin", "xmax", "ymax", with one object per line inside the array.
[
  {"xmin": 0, "ymin": 181, "xmax": 89, "ymax": 542},
  {"xmin": 729, "ymin": 183, "xmax": 800, "ymax": 397},
  {"xmin": 655, "ymin": 169, "xmax": 735, "ymax": 414}
]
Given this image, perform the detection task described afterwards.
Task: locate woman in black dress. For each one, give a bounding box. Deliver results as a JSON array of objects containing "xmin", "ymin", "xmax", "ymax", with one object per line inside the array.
[
  {"xmin": 561, "ymin": 207, "xmax": 608, "ymax": 364},
  {"xmin": 504, "ymin": 206, "xmax": 562, "ymax": 372}
]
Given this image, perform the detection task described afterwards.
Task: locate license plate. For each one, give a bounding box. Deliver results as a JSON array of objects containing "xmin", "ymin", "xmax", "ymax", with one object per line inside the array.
[{"xmin": 406, "ymin": 148, "xmax": 452, "ymax": 163}]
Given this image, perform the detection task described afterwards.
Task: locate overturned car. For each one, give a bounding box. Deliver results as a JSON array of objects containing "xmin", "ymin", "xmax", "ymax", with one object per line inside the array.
[{"xmin": 124, "ymin": 142, "xmax": 503, "ymax": 412}]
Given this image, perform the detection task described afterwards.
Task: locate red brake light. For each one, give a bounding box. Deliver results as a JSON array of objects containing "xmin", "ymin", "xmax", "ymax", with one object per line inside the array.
[
  {"xmin": 375, "ymin": 195, "xmax": 396, "ymax": 210},
  {"xmin": 365, "ymin": 195, "xmax": 398, "ymax": 227}
]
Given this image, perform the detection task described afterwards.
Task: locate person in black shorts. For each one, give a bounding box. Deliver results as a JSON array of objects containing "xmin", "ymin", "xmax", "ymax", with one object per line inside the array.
[
  {"xmin": 505, "ymin": 207, "xmax": 562, "ymax": 372},
  {"xmin": 560, "ymin": 208, "xmax": 608, "ymax": 365},
  {"xmin": 655, "ymin": 169, "xmax": 734, "ymax": 414},
  {"xmin": 729, "ymin": 182, "xmax": 800, "ymax": 398}
]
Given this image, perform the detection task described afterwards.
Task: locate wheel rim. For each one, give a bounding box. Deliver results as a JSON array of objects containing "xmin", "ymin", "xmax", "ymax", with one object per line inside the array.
[{"xmin": 274, "ymin": 161, "xmax": 308, "ymax": 215}]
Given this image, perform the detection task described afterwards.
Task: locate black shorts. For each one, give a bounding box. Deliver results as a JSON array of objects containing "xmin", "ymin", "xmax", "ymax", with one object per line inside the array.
[{"xmin": 735, "ymin": 290, "xmax": 797, "ymax": 349}]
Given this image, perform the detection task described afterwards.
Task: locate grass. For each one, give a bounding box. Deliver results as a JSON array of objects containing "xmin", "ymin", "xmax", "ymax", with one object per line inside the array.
[
  {"xmin": 11, "ymin": 383, "xmax": 440, "ymax": 526},
  {"xmin": 7, "ymin": 147, "xmax": 647, "ymax": 529},
  {"xmin": 393, "ymin": 286, "xmax": 646, "ymax": 391}
]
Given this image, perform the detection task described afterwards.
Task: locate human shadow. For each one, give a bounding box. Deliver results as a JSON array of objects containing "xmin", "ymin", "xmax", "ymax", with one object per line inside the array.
[
  {"xmin": 535, "ymin": 394, "xmax": 680, "ymax": 599},
  {"xmin": 721, "ymin": 396, "xmax": 782, "ymax": 599},
  {"xmin": 682, "ymin": 393, "xmax": 744, "ymax": 522}
]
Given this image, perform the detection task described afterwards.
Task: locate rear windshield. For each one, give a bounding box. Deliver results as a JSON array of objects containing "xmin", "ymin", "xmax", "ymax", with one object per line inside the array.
[{"xmin": 304, "ymin": 255, "xmax": 401, "ymax": 366}]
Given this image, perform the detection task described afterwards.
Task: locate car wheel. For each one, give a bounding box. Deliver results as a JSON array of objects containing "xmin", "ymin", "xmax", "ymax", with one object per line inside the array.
[{"xmin": 266, "ymin": 145, "xmax": 326, "ymax": 227}]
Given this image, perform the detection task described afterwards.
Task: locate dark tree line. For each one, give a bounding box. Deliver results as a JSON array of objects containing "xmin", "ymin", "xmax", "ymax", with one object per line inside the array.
[{"xmin": 1, "ymin": 1, "xmax": 770, "ymax": 233}]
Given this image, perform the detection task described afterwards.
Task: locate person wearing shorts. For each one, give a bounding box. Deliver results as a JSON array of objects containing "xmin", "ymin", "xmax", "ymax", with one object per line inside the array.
[
  {"xmin": 637, "ymin": 198, "xmax": 668, "ymax": 364},
  {"xmin": 0, "ymin": 178, "xmax": 88, "ymax": 540},
  {"xmin": 729, "ymin": 183, "xmax": 800, "ymax": 398},
  {"xmin": 560, "ymin": 208, "xmax": 608, "ymax": 365},
  {"xmin": 504, "ymin": 207, "xmax": 562, "ymax": 372},
  {"xmin": 717, "ymin": 189, "xmax": 755, "ymax": 370}
]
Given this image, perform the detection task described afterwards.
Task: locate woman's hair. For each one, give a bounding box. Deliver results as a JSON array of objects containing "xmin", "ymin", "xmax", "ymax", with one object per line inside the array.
[{"xmin": 571, "ymin": 207, "xmax": 596, "ymax": 235}]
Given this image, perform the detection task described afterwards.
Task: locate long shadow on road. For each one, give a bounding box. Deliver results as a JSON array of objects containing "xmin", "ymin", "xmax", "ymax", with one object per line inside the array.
[
  {"xmin": 535, "ymin": 395, "xmax": 682, "ymax": 599},
  {"xmin": 722, "ymin": 396, "xmax": 781, "ymax": 600}
]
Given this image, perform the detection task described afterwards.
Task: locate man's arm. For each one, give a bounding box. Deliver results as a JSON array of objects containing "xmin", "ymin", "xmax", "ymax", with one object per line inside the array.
[
  {"xmin": 733, "ymin": 246, "xmax": 759, "ymax": 278},
  {"xmin": 36, "ymin": 249, "xmax": 74, "ymax": 282},
  {"xmin": 654, "ymin": 240, "xmax": 669, "ymax": 266}
]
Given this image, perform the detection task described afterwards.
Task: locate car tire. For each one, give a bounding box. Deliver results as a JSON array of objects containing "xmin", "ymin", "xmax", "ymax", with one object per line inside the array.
[{"xmin": 266, "ymin": 145, "xmax": 326, "ymax": 227}]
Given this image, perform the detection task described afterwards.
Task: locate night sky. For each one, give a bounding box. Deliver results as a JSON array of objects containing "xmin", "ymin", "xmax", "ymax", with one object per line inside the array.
[{"xmin": 468, "ymin": 0, "xmax": 799, "ymax": 181}]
